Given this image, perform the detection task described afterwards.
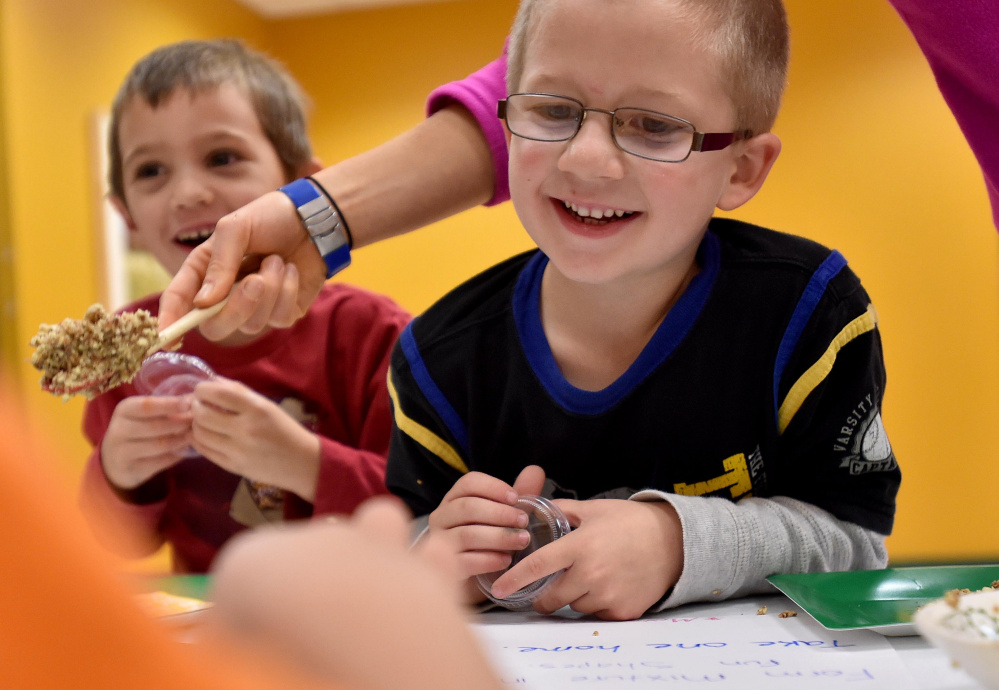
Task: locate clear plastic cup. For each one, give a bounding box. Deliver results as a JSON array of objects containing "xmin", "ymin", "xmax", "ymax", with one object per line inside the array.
[
  {"xmin": 133, "ymin": 352, "xmax": 215, "ymax": 458},
  {"xmin": 476, "ymin": 495, "xmax": 572, "ymax": 610}
]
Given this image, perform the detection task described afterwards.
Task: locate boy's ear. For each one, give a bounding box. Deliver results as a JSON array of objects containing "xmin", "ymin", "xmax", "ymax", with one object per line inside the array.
[
  {"xmin": 717, "ymin": 133, "xmax": 781, "ymax": 212},
  {"xmin": 296, "ymin": 156, "xmax": 324, "ymax": 178},
  {"xmin": 109, "ymin": 194, "xmax": 137, "ymax": 232}
]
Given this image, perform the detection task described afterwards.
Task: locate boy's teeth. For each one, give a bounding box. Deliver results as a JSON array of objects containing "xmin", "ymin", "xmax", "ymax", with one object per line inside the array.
[
  {"xmin": 177, "ymin": 228, "xmax": 214, "ymax": 242},
  {"xmin": 564, "ymin": 201, "xmax": 633, "ymax": 220}
]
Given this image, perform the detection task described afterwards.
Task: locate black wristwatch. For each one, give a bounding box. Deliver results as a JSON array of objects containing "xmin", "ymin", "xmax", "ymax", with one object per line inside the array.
[{"xmin": 279, "ymin": 178, "xmax": 351, "ymax": 279}]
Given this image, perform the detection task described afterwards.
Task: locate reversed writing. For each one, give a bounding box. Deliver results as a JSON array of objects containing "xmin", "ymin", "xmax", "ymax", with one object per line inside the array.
[
  {"xmin": 519, "ymin": 645, "xmax": 621, "ymax": 654},
  {"xmin": 569, "ymin": 674, "xmax": 727, "ymax": 683}
]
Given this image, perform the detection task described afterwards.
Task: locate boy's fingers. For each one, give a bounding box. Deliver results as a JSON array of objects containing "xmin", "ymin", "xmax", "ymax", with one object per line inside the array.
[
  {"xmin": 442, "ymin": 471, "xmax": 519, "ymax": 506},
  {"xmin": 511, "ymin": 464, "xmax": 546, "ymax": 496},
  {"xmin": 449, "ymin": 524, "xmax": 529, "ymax": 553},
  {"xmin": 457, "ymin": 551, "xmax": 514, "ymax": 579},
  {"xmin": 433, "ymin": 496, "xmax": 529, "ymax": 530},
  {"xmin": 488, "ymin": 538, "xmax": 573, "ymax": 600},
  {"xmin": 191, "ymin": 381, "xmax": 248, "ymax": 415},
  {"xmin": 550, "ymin": 498, "xmax": 587, "ymax": 527},
  {"xmin": 532, "ymin": 574, "xmax": 589, "ymax": 616},
  {"xmin": 129, "ymin": 395, "xmax": 191, "ymax": 418}
]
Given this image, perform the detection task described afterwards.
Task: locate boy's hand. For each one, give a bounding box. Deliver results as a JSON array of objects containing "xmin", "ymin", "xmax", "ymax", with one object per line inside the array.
[
  {"xmin": 101, "ymin": 396, "xmax": 194, "ymax": 490},
  {"xmin": 190, "ymin": 378, "xmax": 321, "ymax": 501},
  {"xmin": 427, "ymin": 466, "xmax": 546, "ymax": 592},
  {"xmin": 488, "ymin": 499, "xmax": 683, "ymax": 621},
  {"xmin": 159, "ymin": 190, "xmax": 328, "ymax": 338}
]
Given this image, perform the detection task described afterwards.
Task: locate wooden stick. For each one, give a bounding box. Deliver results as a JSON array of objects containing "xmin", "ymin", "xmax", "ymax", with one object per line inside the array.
[{"xmin": 148, "ymin": 296, "xmax": 229, "ymax": 355}]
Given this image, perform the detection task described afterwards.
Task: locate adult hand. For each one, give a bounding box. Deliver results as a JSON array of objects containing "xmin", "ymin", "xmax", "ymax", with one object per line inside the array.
[
  {"xmin": 159, "ymin": 191, "xmax": 328, "ymax": 339},
  {"xmin": 488, "ymin": 499, "xmax": 683, "ymax": 620},
  {"xmin": 210, "ymin": 496, "xmax": 505, "ymax": 690}
]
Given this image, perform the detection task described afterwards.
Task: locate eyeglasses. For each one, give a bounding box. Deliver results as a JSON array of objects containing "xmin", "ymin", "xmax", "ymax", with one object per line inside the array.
[{"xmin": 497, "ymin": 93, "xmax": 752, "ymax": 163}]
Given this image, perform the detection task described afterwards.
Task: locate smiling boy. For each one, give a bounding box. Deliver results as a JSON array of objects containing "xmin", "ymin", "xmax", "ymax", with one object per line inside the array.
[
  {"xmin": 385, "ymin": 0, "xmax": 899, "ymax": 620},
  {"xmin": 80, "ymin": 40, "xmax": 410, "ymax": 572}
]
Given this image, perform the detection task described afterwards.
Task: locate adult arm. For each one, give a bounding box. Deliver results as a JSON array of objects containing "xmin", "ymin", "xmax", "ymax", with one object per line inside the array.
[
  {"xmin": 888, "ymin": 0, "xmax": 999, "ymax": 228},
  {"xmin": 161, "ymin": 101, "xmax": 496, "ymax": 336}
]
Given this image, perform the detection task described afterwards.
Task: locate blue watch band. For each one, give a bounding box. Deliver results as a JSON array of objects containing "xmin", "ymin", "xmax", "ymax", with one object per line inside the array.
[{"xmin": 279, "ymin": 178, "xmax": 351, "ymax": 279}]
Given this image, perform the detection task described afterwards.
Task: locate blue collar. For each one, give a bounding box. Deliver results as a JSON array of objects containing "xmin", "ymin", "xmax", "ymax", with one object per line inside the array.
[{"xmin": 512, "ymin": 231, "xmax": 720, "ymax": 415}]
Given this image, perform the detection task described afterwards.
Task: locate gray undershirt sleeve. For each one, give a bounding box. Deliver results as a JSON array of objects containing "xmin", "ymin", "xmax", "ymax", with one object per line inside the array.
[{"xmin": 629, "ymin": 490, "xmax": 888, "ymax": 611}]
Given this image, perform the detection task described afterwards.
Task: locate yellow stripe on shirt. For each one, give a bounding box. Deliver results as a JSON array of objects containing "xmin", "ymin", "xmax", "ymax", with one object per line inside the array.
[
  {"xmin": 777, "ymin": 303, "xmax": 878, "ymax": 434},
  {"xmin": 387, "ymin": 371, "xmax": 469, "ymax": 474}
]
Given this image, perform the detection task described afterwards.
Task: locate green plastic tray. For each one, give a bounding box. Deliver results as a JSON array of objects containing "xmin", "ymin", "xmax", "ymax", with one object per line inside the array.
[
  {"xmin": 145, "ymin": 574, "xmax": 212, "ymax": 601},
  {"xmin": 768, "ymin": 564, "xmax": 999, "ymax": 636}
]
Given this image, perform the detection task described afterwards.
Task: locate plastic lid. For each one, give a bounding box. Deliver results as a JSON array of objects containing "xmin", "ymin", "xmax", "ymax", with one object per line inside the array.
[
  {"xmin": 133, "ymin": 352, "xmax": 215, "ymax": 397},
  {"xmin": 476, "ymin": 495, "xmax": 572, "ymax": 610},
  {"xmin": 133, "ymin": 352, "xmax": 216, "ymax": 459}
]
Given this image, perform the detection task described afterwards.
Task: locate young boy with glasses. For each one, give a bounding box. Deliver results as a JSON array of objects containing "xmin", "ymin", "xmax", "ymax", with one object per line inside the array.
[
  {"xmin": 79, "ymin": 39, "xmax": 410, "ymax": 573},
  {"xmin": 384, "ymin": 0, "xmax": 899, "ymax": 620}
]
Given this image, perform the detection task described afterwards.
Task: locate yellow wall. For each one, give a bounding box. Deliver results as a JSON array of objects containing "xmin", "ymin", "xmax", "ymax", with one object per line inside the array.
[
  {"xmin": 0, "ymin": 0, "xmax": 266, "ymax": 478},
  {"xmin": 1, "ymin": 0, "xmax": 996, "ymax": 565}
]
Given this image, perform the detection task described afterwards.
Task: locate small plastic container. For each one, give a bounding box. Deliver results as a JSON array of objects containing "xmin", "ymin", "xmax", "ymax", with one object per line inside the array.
[
  {"xmin": 133, "ymin": 352, "xmax": 216, "ymax": 458},
  {"xmin": 476, "ymin": 495, "xmax": 572, "ymax": 610}
]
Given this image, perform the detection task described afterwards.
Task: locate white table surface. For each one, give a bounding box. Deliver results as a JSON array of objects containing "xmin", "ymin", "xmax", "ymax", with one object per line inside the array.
[{"xmin": 471, "ymin": 594, "xmax": 985, "ymax": 689}]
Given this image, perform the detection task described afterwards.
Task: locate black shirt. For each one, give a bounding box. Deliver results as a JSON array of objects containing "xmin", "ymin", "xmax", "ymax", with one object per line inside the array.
[{"xmin": 386, "ymin": 218, "xmax": 899, "ymax": 535}]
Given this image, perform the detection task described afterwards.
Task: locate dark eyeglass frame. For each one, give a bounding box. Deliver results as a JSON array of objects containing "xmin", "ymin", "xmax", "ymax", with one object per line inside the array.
[{"xmin": 497, "ymin": 93, "xmax": 753, "ymax": 163}]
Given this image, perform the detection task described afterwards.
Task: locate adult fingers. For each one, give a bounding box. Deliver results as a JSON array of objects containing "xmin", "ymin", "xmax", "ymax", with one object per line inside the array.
[
  {"xmin": 159, "ymin": 244, "xmax": 211, "ymax": 327},
  {"xmin": 197, "ymin": 206, "xmax": 255, "ymax": 308},
  {"xmin": 194, "ymin": 274, "xmax": 269, "ymax": 341},
  {"xmin": 269, "ymin": 262, "xmax": 304, "ymax": 329},
  {"xmin": 351, "ymin": 496, "xmax": 413, "ymax": 548},
  {"xmin": 239, "ymin": 255, "xmax": 285, "ymax": 335}
]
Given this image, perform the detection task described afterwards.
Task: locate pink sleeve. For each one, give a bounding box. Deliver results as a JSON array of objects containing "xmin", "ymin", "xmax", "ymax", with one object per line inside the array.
[
  {"xmin": 888, "ymin": 0, "xmax": 999, "ymax": 229},
  {"xmin": 426, "ymin": 48, "xmax": 510, "ymax": 206}
]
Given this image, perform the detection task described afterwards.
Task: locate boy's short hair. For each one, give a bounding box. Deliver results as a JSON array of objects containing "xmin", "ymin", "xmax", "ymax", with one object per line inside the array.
[
  {"xmin": 108, "ymin": 39, "xmax": 312, "ymax": 199},
  {"xmin": 506, "ymin": 0, "xmax": 789, "ymax": 137}
]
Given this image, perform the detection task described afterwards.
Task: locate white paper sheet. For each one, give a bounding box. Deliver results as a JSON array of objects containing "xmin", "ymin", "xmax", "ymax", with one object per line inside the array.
[{"xmin": 472, "ymin": 595, "xmax": 918, "ymax": 688}]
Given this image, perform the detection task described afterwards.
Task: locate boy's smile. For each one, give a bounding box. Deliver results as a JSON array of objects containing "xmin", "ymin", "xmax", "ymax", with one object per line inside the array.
[
  {"xmin": 114, "ymin": 83, "xmax": 289, "ymax": 276},
  {"xmin": 509, "ymin": 0, "xmax": 749, "ymax": 292},
  {"xmin": 553, "ymin": 198, "xmax": 639, "ymax": 240}
]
